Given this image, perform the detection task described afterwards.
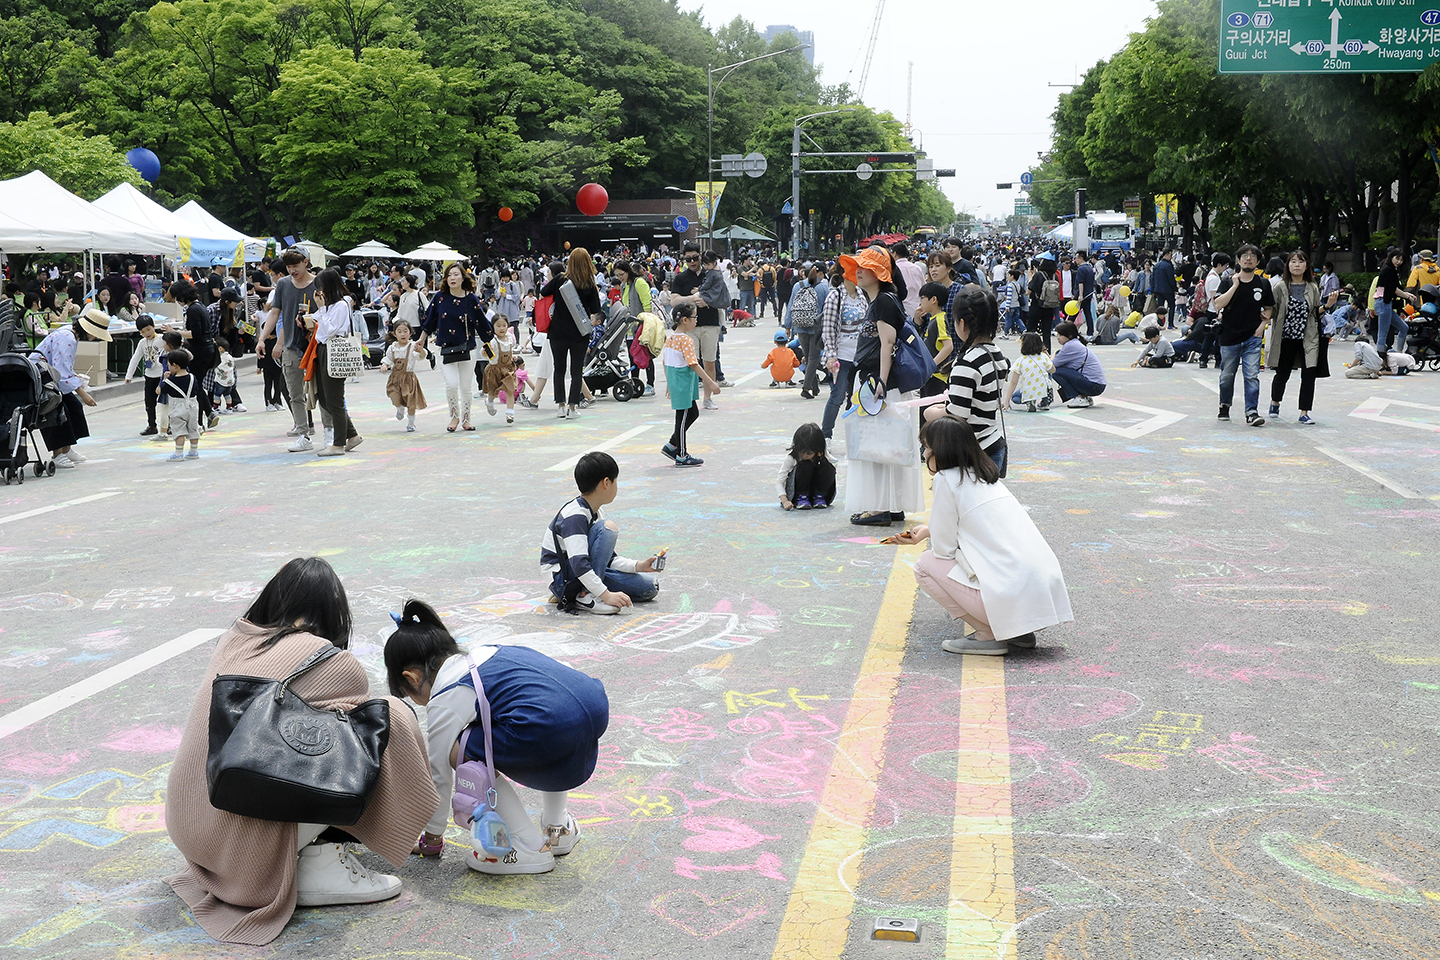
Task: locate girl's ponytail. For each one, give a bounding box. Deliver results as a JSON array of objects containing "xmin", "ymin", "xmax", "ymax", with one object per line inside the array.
[{"xmin": 384, "ymin": 599, "xmax": 462, "ymax": 698}]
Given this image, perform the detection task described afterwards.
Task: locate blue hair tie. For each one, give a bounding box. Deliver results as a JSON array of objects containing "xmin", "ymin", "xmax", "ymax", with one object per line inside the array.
[{"xmin": 390, "ymin": 611, "xmax": 404, "ymax": 626}]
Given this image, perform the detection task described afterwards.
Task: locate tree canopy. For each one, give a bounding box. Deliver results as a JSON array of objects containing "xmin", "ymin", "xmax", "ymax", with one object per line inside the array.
[
  {"xmin": 1030, "ymin": 0, "xmax": 1440, "ymax": 262},
  {"xmin": 0, "ymin": 0, "xmax": 950, "ymax": 249}
]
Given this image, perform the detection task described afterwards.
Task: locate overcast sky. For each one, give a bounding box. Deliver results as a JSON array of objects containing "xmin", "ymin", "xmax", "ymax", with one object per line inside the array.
[{"xmin": 679, "ymin": 0, "xmax": 1160, "ymax": 221}]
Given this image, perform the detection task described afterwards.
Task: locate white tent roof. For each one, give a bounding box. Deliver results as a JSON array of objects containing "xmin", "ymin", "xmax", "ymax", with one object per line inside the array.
[
  {"xmin": 403, "ymin": 241, "xmax": 467, "ymax": 261},
  {"xmin": 93, "ymin": 182, "xmax": 248, "ymax": 266},
  {"xmin": 172, "ymin": 201, "xmax": 268, "ymax": 262},
  {"xmin": 341, "ymin": 240, "xmax": 403, "ymax": 258},
  {"xmin": 0, "ymin": 171, "xmax": 177, "ymax": 255},
  {"xmin": 1045, "ymin": 222, "xmax": 1074, "ymax": 241}
]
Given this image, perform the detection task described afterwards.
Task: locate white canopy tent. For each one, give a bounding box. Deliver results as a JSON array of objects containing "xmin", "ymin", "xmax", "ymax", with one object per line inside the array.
[
  {"xmin": 171, "ymin": 201, "xmax": 268, "ymax": 262},
  {"xmin": 402, "ymin": 242, "xmax": 467, "ymax": 261},
  {"xmin": 341, "ymin": 240, "xmax": 403, "ymax": 258},
  {"xmin": 1045, "ymin": 222, "xmax": 1074, "ymax": 242},
  {"xmin": 0, "ymin": 171, "xmax": 176, "ymax": 255},
  {"xmin": 93, "ymin": 182, "xmax": 244, "ymax": 267}
]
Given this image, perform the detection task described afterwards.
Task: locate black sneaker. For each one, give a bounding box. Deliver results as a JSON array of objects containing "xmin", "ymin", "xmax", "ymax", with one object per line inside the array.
[
  {"xmin": 1217, "ymin": 404, "xmax": 1230, "ymax": 421},
  {"xmin": 661, "ymin": 443, "xmax": 678, "ymax": 462},
  {"xmin": 139, "ymin": 426, "xmax": 158, "ymax": 436},
  {"xmin": 1246, "ymin": 411, "xmax": 1265, "ymax": 427},
  {"xmin": 674, "ymin": 454, "xmax": 704, "ymax": 467}
]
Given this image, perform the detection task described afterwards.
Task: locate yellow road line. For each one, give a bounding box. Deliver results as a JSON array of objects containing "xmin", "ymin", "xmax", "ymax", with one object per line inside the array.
[
  {"xmin": 946, "ymin": 656, "xmax": 1017, "ymax": 959},
  {"xmin": 769, "ymin": 544, "xmax": 921, "ymax": 959}
]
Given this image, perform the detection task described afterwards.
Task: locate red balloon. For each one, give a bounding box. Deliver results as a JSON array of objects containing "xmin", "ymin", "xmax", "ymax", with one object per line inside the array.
[
  {"xmin": 576, "ymin": 183, "xmax": 609, "ymax": 217},
  {"xmin": 498, "ymin": 207, "xmax": 513, "ymax": 222}
]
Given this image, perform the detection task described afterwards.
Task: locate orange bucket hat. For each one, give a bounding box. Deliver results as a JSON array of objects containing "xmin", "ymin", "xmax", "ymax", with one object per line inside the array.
[{"xmin": 838, "ymin": 246, "xmax": 892, "ymax": 285}]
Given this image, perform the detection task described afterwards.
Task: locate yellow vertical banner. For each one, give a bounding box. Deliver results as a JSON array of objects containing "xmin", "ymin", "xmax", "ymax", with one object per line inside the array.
[
  {"xmin": 695, "ymin": 181, "xmax": 727, "ymax": 228},
  {"xmin": 1153, "ymin": 193, "xmax": 1178, "ymax": 228}
]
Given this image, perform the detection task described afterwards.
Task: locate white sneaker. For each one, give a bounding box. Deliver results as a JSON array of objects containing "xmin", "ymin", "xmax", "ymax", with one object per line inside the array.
[
  {"xmin": 544, "ymin": 814, "xmax": 579, "ymax": 856},
  {"xmin": 286, "ymin": 426, "xmax": 305, "ymax": 437},
  {"xmin": 941, "ymin": 636, "xmax": 1008, "ymax": 655},
  {"xmin": 486, "ymin": 398, "xmax": 497, "ymax": 416},
  {"xmin": 1065, "ymin": 396, "xmax": 1093, "ymax": 408},
  {"xmin": 296, "ymin": 842, "xmax": 402, "ymax": 906},
  {"xmin": 703, "ymin": 399, "xmax": 718, "ymax": 410},
  {"xmin": 466, "ymin": 836, "xmax": 555, "ymax": 876},
  {"xmin": 65, "ymin": 449, "xmax": 87, "ymax": 463},
  {"xmin": 288, "ymin": 435, "xmax": 314, "ymax": 453},
  {"xmin": 52, "ymin": 454, "xmax": 76, "ymax": 469},
  {"xmin": 324, "ymin": 428, "xmax": 335, "ymax": 447},
  {"xmin": 406, "ymin": 415, "xmax": 416, "ymax": 432},
  {"xmin": 556, "ymin": 407, "xmax": 568, "ymax": 419},
  {"xmin": 395, "ymin": 406, "xmax": 405, "ymax": 421},
  {"xmin": 574, "ymin": 593, "xmax": 618, "ymax": 615},
  {"xmin": 231, "ymin": 404, "xmax": 247, "ymax": 413}
]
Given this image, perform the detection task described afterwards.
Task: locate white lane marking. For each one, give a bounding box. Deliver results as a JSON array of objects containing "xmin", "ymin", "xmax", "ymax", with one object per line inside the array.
[
  {"xmin": 0, "ymin": 490, "xmax": 123, "ymax": 527},
  {"xmin": 1192, "ymin": 376, "xmax": 1220, "ymax": 395},
  {"xmin": 1044, "ymin": 397, "xmax": 1186, "ymax": 439},
  {"xmin": 545, "ymin": 424, "xmax": 658, "ymax": 472},
  {"xmin": 1349, "ymin": 396, "xmax": 1440, "ymax": 434},
  {"xmin": 0, "ymin": 628, "xmax": 224, "ymax": 741},
  {"xmin": 1314, "ymin": 446, "xmax": 1428, "ymax": 501},
  {"xmin": 731, "ymin": 370, "xmax": 767, "ymax": 386}
]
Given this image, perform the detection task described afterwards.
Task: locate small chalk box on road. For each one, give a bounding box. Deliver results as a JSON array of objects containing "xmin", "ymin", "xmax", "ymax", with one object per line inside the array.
[{"xmin": 871, "ymin": 917, "xmax": 920, "ymax": 942}]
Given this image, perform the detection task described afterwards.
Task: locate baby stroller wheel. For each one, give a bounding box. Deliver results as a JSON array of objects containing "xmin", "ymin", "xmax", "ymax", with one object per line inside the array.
[
  {"xmin": 613, "ymin": 380, "xmax": 634, "ymax": 402},
  {"xmin": 1428, "ymin": 358, "xmax": 1440, "ymax": 372},
  {"xmin": 33, "ymin": 462, "xmax": 43, "ymax": 477},
  {"xmin": 47, "ymin": 461, "xmax": 54, "ymax": 477}
]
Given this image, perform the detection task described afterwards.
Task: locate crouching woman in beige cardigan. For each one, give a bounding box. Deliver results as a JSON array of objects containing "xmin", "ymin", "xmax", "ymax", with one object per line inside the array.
[{"xmin": 165, "ymin": 558, "xmax": 439, "ymax": 945}]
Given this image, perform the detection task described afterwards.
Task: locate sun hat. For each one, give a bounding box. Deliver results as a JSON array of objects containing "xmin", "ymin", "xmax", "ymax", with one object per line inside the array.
[
  {"xmin": 773, "ymin": 330, "xmax": 788, "ymax": 342},
  {"xmin": 78, "ymin": 306, "xmax": 114, "ymax": 341},
  {"xmin": 838, "ymin": 246, "xmax": 892, "ymax": 285},
  {"xmin": 1421, "ymin": 249, "xmax": 1436, "ymax": 260}
]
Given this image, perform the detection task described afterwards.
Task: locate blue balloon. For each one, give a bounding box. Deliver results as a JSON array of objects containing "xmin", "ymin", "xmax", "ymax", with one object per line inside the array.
[{"xmin": 125, "ymin": 147, "xmax": 161, "ymax": 185}]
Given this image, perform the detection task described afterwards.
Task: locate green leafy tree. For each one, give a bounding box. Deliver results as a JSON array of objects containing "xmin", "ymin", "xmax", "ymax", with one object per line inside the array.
[
  {"xmin": 263, "ymin": 45, "xmax": 479, "ymax": 248},
  {"xmin": 0, "ymin": 111, "xmax": 141, "ymax": 197}
]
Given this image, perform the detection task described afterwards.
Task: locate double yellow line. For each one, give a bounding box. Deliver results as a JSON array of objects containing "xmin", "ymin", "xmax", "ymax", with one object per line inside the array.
[{"xmin": 770, "ymin": 546, "xmax": 1017, "ymax": 959}]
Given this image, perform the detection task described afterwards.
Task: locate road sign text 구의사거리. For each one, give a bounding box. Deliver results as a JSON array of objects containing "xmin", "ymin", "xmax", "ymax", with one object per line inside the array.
[{"xmin": 1219, "ymin": 0, "xmax": 1440, "ymax": 74}]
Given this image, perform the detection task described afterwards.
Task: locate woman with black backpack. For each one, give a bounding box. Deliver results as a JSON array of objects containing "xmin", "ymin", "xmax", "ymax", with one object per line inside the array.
[
  {"xmin": 170, "ymin": 280, "xmax": 218, "ymax": 427},
  {"xmin": 1028, "ymin": 254, "xmax": 1060, "ymax": 352}
]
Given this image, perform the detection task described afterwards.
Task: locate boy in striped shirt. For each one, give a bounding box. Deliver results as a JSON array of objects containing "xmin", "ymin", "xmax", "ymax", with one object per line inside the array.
[{"xmin": 541, "ymin": 452, "xmax": 660, "ymax": 614}]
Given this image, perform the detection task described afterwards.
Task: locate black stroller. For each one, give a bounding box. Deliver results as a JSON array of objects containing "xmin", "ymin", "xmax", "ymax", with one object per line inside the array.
[
  {"xmin": 0, "ymin": 351, "xmax": 63, "ymax": 484},
  {"xmin": 584, "ymin": 304, "xmax": 645, "ymax": 402}
]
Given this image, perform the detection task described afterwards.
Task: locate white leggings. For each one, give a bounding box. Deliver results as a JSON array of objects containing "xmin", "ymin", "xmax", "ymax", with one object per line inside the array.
[
  {"xmin": 440, "ymin": 353, "xmax": 476, "ymax": 421},
  {"xmin": 490, "ymin": 774, "xmax": 569, "ymax": 850}
]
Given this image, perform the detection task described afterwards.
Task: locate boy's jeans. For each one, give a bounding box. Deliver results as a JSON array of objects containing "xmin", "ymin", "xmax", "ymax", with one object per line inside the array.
[
  {"xmin": 1218, "ymin": 336, "xmax": 1263, "ymax": 412},
  {"xmin": 551, "ymin": 519, "xmax": 658, "ymax": 601}
]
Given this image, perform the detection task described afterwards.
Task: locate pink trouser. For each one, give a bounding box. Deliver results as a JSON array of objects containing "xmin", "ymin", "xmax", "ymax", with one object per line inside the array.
[{"xmin": 912, "ymin": 550, "xmax": 995, "ymax": 640}]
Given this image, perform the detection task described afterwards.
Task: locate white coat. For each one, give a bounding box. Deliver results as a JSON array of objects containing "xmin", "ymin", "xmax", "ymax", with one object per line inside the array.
[{"xmin": 927, "ymin": 467, "xmax": 1073, "ymax": 638}]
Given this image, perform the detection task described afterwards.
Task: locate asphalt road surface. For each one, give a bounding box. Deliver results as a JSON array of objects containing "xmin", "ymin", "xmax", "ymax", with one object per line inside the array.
[{"xmin": 2, "ymin": 324, "xmax": 1437, "ymax": 960}]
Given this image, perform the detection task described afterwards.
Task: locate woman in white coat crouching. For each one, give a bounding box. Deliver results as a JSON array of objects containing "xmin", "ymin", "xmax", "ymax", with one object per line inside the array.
[{"xmin": 895, "ymin": 415, "xmax": 1073, "ymax": 655}]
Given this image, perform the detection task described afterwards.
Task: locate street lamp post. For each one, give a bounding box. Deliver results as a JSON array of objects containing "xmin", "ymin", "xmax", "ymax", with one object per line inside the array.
[
  {"xmin": 791, "ymin": 109, "xmax": 853, "ymax": 259},
  {"xmin": 706, "ymin": 45, "xmax": 807, "ymax": 247}
]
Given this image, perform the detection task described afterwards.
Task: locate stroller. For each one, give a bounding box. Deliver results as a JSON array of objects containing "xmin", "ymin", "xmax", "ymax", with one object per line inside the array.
[
  {"xmin": 0, "ymin": 351, "xmax": 63, "ymax": 484},
  {"xmin": 583, "ymin": 304, "xmax": 645, "ymax": 402},
  {"xmin": 1407, "ymin": 285, "xmax": 1440, "ymax": 371}
]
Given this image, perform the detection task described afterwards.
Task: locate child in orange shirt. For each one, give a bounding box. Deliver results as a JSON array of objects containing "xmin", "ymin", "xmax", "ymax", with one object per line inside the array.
[{"xmin": 763, "ymin": 331, "xmax": 798, "ymax": 387}]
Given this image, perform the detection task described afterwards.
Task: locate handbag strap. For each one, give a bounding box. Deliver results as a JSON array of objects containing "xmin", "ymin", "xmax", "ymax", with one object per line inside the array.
[
  {"xmin": 460, "ymin": 653, "xmax": 498, "ymax": 799},
  {"xmin": 277, "ymin": 643, "xmax": 340, "ymax": 701}
]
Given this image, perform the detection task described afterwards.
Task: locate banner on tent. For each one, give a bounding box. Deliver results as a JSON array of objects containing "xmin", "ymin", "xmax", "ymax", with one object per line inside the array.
[{"xmin": 177, "ymin": 238, "xmax": 245, "ymax": 267}]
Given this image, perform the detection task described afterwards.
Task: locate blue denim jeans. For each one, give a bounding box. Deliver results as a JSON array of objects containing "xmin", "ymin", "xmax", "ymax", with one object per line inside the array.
[
  {"xmin": 551, "ymin": 519, "xmax": 658, "ymax": 601},
  {"xmin": 1218, "ymin": 336, "xmax": 1263, "ymax": 412},
  {"xmin": 821, "ymin": 359, "xmax": 856, "ymax": 439},
  {"xmin": 1375, "ymin": 301, "xmax": 1409, "ymax": 352}
]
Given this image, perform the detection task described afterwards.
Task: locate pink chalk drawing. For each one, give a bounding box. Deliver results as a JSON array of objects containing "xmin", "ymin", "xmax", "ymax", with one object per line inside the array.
[
  {"xmin": 650, "ymin": 887, "xmax": 769, "ymax": 939},
  {"xmin": 604, "ymin": 599, "xmax": 779, "ymax": 653},
  {"xmin": 1006, "ymin": 685, "xmax": 1143, "ymax": 731},
  {"xmin": 1198, "ymin": 732, "xmax": 1342, "ymax": 793},
  {"xmin": 680, "ymin": 816, "xmax": 780, "ymax": 853},
  {"xmin": 640, "ymin": 708, "xmax": 717, "ymax": 743},
  {"xmin": 674, "ymin": 852, "xmax": 787, "ymax": 881},
  {"xmin": 101, "ymin": 725, "xmax": 184, "ymax": 754},
  {"xmin": 4, "ymin": 750, "xmax": 90, "ymax": 776},
  {"xmin": 0, "ymin": 592, "xmax": 83, "ymax": 612}
]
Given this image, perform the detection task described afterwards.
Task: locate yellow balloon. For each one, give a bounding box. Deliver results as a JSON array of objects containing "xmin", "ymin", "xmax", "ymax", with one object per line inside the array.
[
  {"xmin": 1118, "ymin": 285, "xmax": 1131, "ymax": 297},
  {"xmin": 1064, "ymin": 300, "xmax": 1080, "ymax": 316}
]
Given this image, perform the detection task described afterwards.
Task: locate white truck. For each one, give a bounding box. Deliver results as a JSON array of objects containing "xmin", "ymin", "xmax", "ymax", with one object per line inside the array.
[{"xmin": 1073, "ymin": 211, "xmax": 1136, "ymax": 255}]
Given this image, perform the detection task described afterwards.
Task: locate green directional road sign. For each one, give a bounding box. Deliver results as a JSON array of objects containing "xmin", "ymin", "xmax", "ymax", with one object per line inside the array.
[{"xmin": 1219, "ymin": 0, "xmax": 1440, "ymax": 74}]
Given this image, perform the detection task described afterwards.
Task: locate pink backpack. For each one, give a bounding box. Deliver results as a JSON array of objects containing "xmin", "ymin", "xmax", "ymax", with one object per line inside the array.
[{"xmin": 450, "ymin": 655, "xmax": 511, "ymax": 855}]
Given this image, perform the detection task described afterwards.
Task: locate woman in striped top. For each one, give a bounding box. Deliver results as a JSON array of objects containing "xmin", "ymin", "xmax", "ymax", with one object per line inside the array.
[{"xmin": 926, "ymin": 286, "xmax": 1010, "ymax": 475}]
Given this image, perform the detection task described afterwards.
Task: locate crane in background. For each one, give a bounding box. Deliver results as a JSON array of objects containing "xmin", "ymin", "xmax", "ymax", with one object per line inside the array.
[{"xmin": 855, "ymin": 0, "xmax": 886, "ymax": 100}]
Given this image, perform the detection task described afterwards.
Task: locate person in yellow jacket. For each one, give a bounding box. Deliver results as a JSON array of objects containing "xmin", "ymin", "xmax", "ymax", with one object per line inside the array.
[{"xmin": 1406, "ymin": 249, "xmax": 1440, "ymax": 292}]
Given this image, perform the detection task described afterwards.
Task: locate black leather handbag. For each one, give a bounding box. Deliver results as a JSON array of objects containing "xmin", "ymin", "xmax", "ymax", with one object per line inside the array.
[{"xmin": 206, "ymin": 644, "xmax": 391, "ymax": 825}]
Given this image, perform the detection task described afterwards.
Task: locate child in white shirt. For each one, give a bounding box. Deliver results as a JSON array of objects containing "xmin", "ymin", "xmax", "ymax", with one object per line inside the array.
[
  {"xmin": 211, "ymin": 338, "xmax": 240, "ymax": 412},
  {"xmin": 124, "ymin": 316, "xmax": 167, "ymax": 435},
  {"xmin": 1003, "ymin": 332, "xmax": 1055, "ymax": 412}
]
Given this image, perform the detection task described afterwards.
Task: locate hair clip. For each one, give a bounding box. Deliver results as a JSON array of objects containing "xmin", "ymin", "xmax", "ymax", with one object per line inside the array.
[{"xmin": 390, "ymin": 611, "xmax": 403, "ymax": 626}]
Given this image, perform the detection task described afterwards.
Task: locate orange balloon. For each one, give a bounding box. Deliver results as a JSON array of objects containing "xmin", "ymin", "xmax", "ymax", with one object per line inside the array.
[
  {"xmin": 564, "ymin": 241, "xmax": 571, "ymax": 250},
  {"xmin": 498, "ymin": 207, "xmax": 513, "ymax": 222}
]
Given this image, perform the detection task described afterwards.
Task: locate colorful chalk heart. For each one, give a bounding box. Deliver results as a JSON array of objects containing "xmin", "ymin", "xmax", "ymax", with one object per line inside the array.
[
  {"xmin": 650, "ymin": 888, "xmax": 766, "ymax": 938},
  {"xmin": 680, "ymin": 816, "xmax": 778, "ymax": 852}
]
